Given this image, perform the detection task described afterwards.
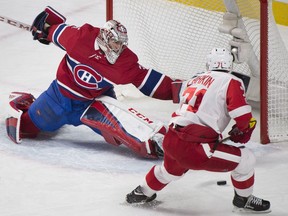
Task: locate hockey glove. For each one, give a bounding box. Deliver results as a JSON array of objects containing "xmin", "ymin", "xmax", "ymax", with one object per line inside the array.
[
  {"xmin": 31, "ymin": 6, "xmax": 66, "ymax": 45},
  {"xmin": 31, "ymin": 11, "xmax": 49, "ymax": 44},
  {"xmin": 228, "ymin": 118, "xmax": 257, "ymax": 144}
]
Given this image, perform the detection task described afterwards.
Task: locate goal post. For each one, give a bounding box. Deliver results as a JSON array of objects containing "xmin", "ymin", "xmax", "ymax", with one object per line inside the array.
[
  {"xmin": 106, "ymin": 0, "xmax": 288, "ymax": 144},
  {"xmin": 260, "ymin": 0, "xmax": 269, "ymax": 144},
  {"xmin": 106, "ymin": 0, "xmax": 113, "ymax": 21}
]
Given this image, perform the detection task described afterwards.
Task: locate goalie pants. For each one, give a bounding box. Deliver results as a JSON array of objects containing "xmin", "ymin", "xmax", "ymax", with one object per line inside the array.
[
  {"xmin": 27, "ymin": 80, "xmax": 115, "ymax": 132},
  {"xmin": 142, "ymin": 124, "xmax": 255, "ymax": 197}
]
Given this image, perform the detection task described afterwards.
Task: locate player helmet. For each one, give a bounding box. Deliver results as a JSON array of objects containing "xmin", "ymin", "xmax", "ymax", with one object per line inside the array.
[
  {"xmin": 96, "ymin": 20, "xmax": 128, "ymax": 64},
  {"xmin": 206, "ymin": 48, "xmax": 233, "ymax": 72}
]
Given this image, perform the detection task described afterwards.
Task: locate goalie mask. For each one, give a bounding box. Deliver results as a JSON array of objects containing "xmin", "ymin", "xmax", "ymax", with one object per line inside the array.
[
  {"xmin": 206, "ymin": 48, "xmax": 233, "ymax": 72},
  {"xmin": 96, "ymin": 20, "xmax": 128, "ymax": 64}
]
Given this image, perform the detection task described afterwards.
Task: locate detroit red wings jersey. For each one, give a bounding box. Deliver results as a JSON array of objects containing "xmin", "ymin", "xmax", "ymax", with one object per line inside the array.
[
  {"xmin": 170, "ymin": 71, "xmax": 252, "ymax": 134},
  {"xmin": 47, "ymin": 23, "xmax": 174, "ymax": 101}
]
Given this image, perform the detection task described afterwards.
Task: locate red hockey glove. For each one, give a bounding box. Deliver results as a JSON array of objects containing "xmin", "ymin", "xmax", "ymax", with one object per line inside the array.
[
  {"xmin": 228, "ymin": 118, "xmax": 257, "ymax": 144},
  {"xmin": 31, "ymin": 6, "xmax": 66, "ymax": 45}
]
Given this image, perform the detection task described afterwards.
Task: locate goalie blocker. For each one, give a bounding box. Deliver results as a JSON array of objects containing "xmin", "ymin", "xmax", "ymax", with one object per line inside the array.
[{"xmin": 80, "ymin": 96, "xmax": 166, "ymax": 159}]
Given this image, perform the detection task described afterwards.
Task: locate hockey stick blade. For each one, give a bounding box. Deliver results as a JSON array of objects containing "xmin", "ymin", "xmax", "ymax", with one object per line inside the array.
[{"xmin": 0, "ymin": 15, "xmax": 31, "ymax": 31}]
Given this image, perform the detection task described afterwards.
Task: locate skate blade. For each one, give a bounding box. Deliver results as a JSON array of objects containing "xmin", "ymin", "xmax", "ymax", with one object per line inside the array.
[
  {"xmin": 121, "ymin": 200, "xmax": 162, "ymax": 208},
  {"xmin": 233, "ymin": 206, "xmax": 272, "ymax": 214}
]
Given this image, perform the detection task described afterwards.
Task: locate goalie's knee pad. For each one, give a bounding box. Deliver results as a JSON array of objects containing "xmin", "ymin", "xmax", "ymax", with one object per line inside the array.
[
  {"xmin": 6, "ymin": 92, "xmax": 40, "ymax": 143},
  {"xmin": 80, "ymin": 96, "xmax": 166, "ymax": 159}
]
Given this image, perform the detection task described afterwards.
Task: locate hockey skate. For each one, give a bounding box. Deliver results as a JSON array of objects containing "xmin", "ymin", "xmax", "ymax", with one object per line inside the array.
[
  {"xmin": 232, "ymin": 192, "xmax": 271, "ymax": 213},
  {"xmin": 126, "ymin": 186, "xmax": 157, "ymax": 204}
]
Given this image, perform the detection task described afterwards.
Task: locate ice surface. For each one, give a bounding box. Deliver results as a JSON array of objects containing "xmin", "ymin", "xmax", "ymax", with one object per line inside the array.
[{"xmin": 0, "ymin": 1, "xmax": 287, "ymax": 215}]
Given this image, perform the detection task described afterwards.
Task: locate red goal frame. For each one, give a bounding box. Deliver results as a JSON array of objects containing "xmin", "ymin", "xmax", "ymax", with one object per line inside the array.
[{"xmin": 260, "ymin": 0, "xmax": 269, "ymax": 144}]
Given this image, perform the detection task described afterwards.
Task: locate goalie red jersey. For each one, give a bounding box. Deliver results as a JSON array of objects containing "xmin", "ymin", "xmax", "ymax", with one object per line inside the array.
[
  {"xmin": 6, "ymin": 7, "xmax": 178, "ymax": 159},
  {"xmin": 47, "ymin": 23, "xmax": 174, "ymax": 101}
]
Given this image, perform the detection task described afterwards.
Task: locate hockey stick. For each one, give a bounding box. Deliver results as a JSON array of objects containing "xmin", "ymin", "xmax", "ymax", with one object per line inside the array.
[
  {"xmin": 211, "ymin": 136, "xmax": 230, "ymax": 153},
  {"xmin": 221, "ymin": 136, "xmax": 231, "ymax": 143},
  {"xmin": 0, "ymin": 15, "xmax": 31, "ymax": 31}
]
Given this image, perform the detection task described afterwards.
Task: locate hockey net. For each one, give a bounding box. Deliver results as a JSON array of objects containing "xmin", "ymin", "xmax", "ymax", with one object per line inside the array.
[{"xmin": 107, "ymin": 0, "xmax": 288, "ymax": 143}]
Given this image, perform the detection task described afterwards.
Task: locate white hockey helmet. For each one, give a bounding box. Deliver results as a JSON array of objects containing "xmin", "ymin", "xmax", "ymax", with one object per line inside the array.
[
  {"xmin": 96, "ymin": 20, "xmax": 128, "ymax": 64},
  {"xmin": 206, "ymin": 48, "xmax": 233, "ymax": 72}
]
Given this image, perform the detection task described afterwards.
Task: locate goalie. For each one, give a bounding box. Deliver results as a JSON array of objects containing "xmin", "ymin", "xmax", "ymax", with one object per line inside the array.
[{"xmin": 5, "ymin": 6, "xmax": 178, "ymax": 159}]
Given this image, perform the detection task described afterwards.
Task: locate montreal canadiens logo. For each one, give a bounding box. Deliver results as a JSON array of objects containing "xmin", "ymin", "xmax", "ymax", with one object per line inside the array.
[
  {"xmin": 74, "ymin": 65, "xmax": 102, "ymax": 89},
  {"xmin": 117, "ymin": 24, "xmax": 127, "ymax": 33}
]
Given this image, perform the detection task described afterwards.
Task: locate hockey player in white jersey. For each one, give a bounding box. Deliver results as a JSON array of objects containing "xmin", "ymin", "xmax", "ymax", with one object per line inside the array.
[{"xmin": 126, "ymin": 48, "xmax": 271, "ymax": 213}]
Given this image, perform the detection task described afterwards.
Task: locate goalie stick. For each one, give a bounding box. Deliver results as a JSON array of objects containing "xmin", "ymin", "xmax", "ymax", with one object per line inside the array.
[{"xmin": 0, "ymin": 15, "xmax": 31, "ymax": 31}]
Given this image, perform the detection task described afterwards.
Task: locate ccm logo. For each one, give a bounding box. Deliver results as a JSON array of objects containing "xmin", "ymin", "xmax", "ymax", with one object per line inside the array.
[
  {"xmin": 128, "ymin": 108, "xmax": 153, "ymax": 124},
  {"xmin": 0, "ymin": 16, "xmax": 30, "ymax": 31}
]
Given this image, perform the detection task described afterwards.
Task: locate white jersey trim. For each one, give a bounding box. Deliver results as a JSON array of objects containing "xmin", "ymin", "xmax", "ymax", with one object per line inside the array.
[
  {"xmin": 202, "ymin": 143, "xmax": 241, "ymax": 163},
  {"xmin": 56, "ymin": 80, "xmax": 94, "ymax": 100},
  {"xmin": 229, "ymin": 105, "xmax": 252, "ymax": 119},
  {"xmin": 138, "ymin": 68, "xmax": 152, "ymax": 90},
  {"xmin": 149, "ymin": 74, "xmax": 164, "ymax": 97}
]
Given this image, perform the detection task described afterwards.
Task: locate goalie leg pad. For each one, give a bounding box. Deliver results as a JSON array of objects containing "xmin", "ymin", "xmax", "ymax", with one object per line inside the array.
[
  {"xmin": 20, "ymin": 112, "xmax": 40, "ymax": 138},
  {"xmin": 6, "ymin": 117, "xmax": 20, "ymax": 143},
  {"xmin": 6, "ymin": 92, "xmax": 39, "ymax": 143},
  {"xmin": 80, "ymin": 96, "xmax": 165, "ymax": 158},
  {"xmin": 100, "ymin": 130, "xmax": 122, "ymax": 146}
]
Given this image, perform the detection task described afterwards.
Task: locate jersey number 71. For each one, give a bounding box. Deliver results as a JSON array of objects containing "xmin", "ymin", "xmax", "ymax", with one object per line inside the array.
[{"xmin": 182, "ymin": 87, "xmax": 207, "ymax": 113}]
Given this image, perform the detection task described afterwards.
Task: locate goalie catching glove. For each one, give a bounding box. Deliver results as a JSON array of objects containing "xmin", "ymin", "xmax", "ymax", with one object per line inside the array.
[
  {"xmin": 228, "ymin": 118, "xmax": 256, "ymax": 144},
  {"xmin": 31, "ymin": 6, "xmax": 66, "ymax": 45}
]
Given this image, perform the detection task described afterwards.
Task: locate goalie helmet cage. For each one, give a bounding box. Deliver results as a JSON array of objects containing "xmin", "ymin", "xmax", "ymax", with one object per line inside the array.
[{"xmin": 106, "ymin": 0, "xmax": 288, "ymax": 144}]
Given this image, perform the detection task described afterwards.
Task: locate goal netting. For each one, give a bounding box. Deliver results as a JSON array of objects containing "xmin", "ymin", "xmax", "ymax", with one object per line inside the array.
[{"xmin": 109, "ymin": 0, "xmax": 288, "ymax": 143}]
